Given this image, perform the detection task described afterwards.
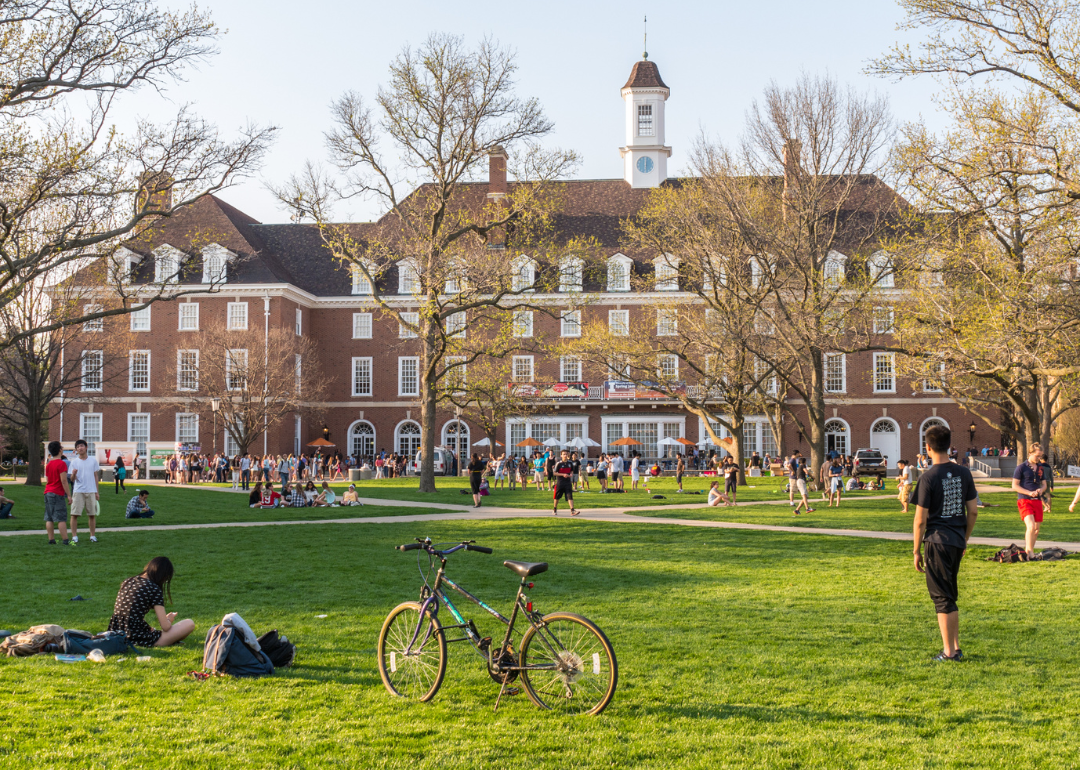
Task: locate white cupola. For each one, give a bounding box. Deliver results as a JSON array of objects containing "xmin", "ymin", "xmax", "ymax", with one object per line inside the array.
[{"xmin": 619, "ymin": 57, "xmax": 671, "ymax": 188}]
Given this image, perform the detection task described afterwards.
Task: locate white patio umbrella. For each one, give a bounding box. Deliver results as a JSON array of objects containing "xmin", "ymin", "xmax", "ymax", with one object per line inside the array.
[
  {"xmin": 542, "ymin": 437, "xmax": 563, "ymax": 448},
  {"xmin": 472, "ymin": 437, "xmax": 504, "ymax": 447},
  {"xmin": 657, "ymin": 436, "xmax": 682, "ymax": 457}
]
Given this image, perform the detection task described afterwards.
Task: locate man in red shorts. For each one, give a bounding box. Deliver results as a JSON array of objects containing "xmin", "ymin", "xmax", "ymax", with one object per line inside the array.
[{"xmin": 1012, "ymin": 443, "xmax": 1047, "ymax": 559}]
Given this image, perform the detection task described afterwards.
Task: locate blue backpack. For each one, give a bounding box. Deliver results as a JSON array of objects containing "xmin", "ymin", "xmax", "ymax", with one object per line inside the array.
[
  {"xmin": 203, "ymin": 625, "xmax": 274, "ymax": 678},
  {"xmin": 61, "ymin": 630, "xmax": 133, "ymax": 656}
]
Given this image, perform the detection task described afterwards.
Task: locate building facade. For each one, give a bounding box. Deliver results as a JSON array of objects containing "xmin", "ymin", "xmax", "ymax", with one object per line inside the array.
[{"xmin": 53, "ymin": 57, "xmax": 985, "ymax": 468}]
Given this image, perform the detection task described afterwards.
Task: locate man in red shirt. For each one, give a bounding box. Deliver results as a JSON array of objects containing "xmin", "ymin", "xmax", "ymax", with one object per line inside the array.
[{"xmin": 43, "ymin": 440, "xmax": 71, "ymax": 545}]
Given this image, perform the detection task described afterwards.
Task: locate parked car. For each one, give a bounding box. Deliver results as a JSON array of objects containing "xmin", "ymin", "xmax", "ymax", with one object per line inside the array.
[
  {"xmin": 853, "ymin": 449, "xmax": 888, "ymax": 479},
  {"xmin": 413, "ymin": 446, "xmax": 455, "ymax": 476}
]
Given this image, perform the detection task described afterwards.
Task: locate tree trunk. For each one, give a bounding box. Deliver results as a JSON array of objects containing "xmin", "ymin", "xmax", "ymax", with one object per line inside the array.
[
  {"xmin": 24, "ymin": 418, "xmax": 43, "ymax": 486},
  {"xmin": 418, "ymin": 335, "xmax": 438, "ymax": 493},
  {"xmin": 805, "ymin": 372, "xmax": 827, "ymax": 491}
]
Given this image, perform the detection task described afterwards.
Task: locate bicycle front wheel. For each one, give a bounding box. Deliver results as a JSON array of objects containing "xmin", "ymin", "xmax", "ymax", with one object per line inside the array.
[
  {"xmin": 377, "ymin": 601, "xmax": 447, "ymax": 702},
  {"xmin": 519, "ymin": 612, "xmax": 617, "ymax": 715}
]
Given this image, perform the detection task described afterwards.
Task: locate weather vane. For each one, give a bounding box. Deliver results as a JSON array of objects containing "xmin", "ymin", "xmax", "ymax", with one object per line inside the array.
[{"xmin": 643, "ymin": 15, "xmax": 648, "ymax": 60}]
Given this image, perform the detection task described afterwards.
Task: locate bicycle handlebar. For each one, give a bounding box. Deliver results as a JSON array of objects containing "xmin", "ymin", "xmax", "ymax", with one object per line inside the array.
[
  {"xmin": 395, "ymin": 539, "xmax": 492, "ymax": 555},
  {"xmin": 396, "ymin": 543, "xmax": 422, "ymax": 551},
  {"xmin": 466, "ymin": 544, "xmax": 493, "ymax": 554}
]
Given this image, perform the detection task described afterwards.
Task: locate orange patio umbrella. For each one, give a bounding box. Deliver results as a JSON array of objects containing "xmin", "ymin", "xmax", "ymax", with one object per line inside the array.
[
  {"xmin": 610, "ymin": 437, "xmax": 643, "ymax": 446},
  {"xmin": 306, "ymin": 437, "xmax": 336, "ymax": 447},
  {"xmin": 676, "ymin": 437, "xmax": 696, "ymax": 446},
  {"xmin": 516, "ymin": 437, "xmax": 543, "ymax": 447}
]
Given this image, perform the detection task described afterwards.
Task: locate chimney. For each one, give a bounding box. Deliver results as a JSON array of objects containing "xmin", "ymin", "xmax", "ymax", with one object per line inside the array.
[
  {"xmin": 782, "ymin": 139, "xmax": 801, "ymax": 219},
  {"xmin": 138, "ymin": 172, "xmax": 174, "ymax": 213},
  {"xmin": 487, "ymin": 146, "xmax": 508, "ymax": 200}
]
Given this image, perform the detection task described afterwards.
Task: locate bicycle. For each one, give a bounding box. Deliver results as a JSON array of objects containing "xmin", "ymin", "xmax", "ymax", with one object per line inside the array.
[{"xmin": 377, "ymin": 537, "xmax": 618, "ymax": 715}]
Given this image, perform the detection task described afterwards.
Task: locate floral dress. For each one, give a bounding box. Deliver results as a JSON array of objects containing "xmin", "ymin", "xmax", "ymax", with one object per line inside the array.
[{"xmin": 107, "ymin": 576, "xmax": 163, "ymax": 647}]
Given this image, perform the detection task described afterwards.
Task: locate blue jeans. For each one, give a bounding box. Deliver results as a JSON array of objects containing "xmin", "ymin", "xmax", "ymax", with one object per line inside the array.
[
  {"xmin": 0, "ymin": 501, "xmax": 13, "ymax": 518},
  {"xmin": 241, "ymin": 469, "xmax": 251, "ymax": 489}
]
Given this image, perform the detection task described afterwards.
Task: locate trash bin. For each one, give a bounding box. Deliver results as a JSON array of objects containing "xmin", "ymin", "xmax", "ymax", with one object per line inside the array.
[
  {"xmin": 101, "ymin": 469, "xmax": 114, "ymax": 482},
  {"xmin": 361, "ymin": 469, "xmax": 373, "ymax": 481},
  {"xmin": 349, "ymin": 469, "xmax": 362, "ymax": 482}
]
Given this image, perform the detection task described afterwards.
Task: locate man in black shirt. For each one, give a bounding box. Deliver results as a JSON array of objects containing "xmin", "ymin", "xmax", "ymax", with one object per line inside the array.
[
  {"xmin": 552, "ymin": 450, "xmax": 578, "ymax": 516},
  {"xmin": 909, "ymin": 424, "xmax": 978, "ymax": 662},
  {"xmin": 467, "ymin": 453, "xmax": 487, "ymax": 509}
]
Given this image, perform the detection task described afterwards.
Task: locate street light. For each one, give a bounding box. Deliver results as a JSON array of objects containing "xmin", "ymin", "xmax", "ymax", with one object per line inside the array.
[
  {"xmin": 968, "ymin": 421, "xmax": 976, "ymax": 443},
  {"xmin": 211, "ymin": 398, "xmax": 221, "ymax": 454}
]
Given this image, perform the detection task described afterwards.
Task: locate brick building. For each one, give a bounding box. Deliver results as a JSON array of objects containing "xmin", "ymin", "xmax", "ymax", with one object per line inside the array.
[{"xmin": 53, "ymin": 57, "xmax": 983, "ymax": 469}]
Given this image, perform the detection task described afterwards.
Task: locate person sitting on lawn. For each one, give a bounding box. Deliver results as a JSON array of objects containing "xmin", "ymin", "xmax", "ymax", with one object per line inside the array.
[
  {"xmin": 303, "ymin": 480, "xmax": 318, "ymax": 506},
  {"xmin": 124, "ymin": 489, "xmax": 155, "ymax": 519},
  {"xmin": 286, "ymin": 483, "xmax": 306, "ymax": 508},
  {"xmin": 707, "ymin": 480, "xmax": 728, "ymax": 507},
  {"xmin": 260, "ymin": 483, "xmax": 283, "ymax": 509},
  {"xmin": 107, "ymin": 556, "xmax": 194, "ymax": 647},
  {"xmin": 341, "ymin": 484, "xmax": 362, "ymax": 506},
  {"xmin": 0, "ymin": 486, "xmax": 15, "ymax": 518},
  {"xmin": 313, "ymin": 481, "xmax": 336, "ymax": 507},
  {"xmin": 248, "ymin": 482, "xmax": 264, "ymax": 508}
]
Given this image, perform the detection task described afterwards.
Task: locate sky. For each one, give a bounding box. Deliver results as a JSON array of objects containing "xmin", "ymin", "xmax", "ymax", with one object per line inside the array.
[{"xmin": 117, "ymin": 0, "xmax": 945, "ymax": 224}]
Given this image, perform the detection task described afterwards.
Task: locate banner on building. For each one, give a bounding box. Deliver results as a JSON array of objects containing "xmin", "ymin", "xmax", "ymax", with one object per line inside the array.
[
  {"xmin": 148, "ymin": 448, "xmax": 175, "ymax": 469},
  {"xmin": 94, "ymin": 443, "xmax": 137, "ymax": 467},
  {"xmin": 508, "ymin": 382, "xmax": 589, "ymax": 400},
  {"xmin": 1069, "ymin": 465, "xmax": 1080, "ymax": 478},
  {"xmin": 603, "ymin": 380, "xmax": 685, "ymax": 400}
]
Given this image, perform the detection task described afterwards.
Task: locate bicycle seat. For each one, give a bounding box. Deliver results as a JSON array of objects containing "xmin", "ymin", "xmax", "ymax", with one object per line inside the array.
[{"xmin": 503, "ymin": 560, "xmax": 548, "ymax": 578}]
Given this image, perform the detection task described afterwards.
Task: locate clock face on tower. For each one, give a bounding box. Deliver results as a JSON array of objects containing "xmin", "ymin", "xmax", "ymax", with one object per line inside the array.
[{"xmin": 636, "ymin": 156, "xmax": 654, "ymax": 174}]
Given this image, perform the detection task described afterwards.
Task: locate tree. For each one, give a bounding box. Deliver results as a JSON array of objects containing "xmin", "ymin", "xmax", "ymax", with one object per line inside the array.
[
  {"xmin": 161, "ymin": 318, "xmax": 328, "ymax": 455},
  {"xmin": 275, "ymin": 34, "xmax": 577, "ymax": 492},
  {"xmin": 0, "ymin": 265, "xmax": 129, "ymax": 484},
  {"xmin": 655, "ymin": 75, "xmax": 901, "ymax": 478},
  {"xmin": 442, "ymin": 355, "xmax": 546, "ymax": 451},
  {"xmin": 0, "ymin": 0, "xmax": 276, "ymax": 347},
  {"xmin": 889, "ymin": 90, "xmax": 1080, "ymax": 450}
]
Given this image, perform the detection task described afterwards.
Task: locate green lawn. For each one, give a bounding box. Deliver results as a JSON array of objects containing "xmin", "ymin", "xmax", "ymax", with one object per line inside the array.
[{"xmin": 3, "ymin": 505, "xmax": 1080, "ymax": 768}]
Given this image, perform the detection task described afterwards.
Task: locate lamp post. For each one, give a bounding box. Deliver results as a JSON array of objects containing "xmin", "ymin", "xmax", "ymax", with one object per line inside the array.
[
  {"xmin": 211, "ymin": 398, "xmax": 221, "ymax": 454},
  {"xmin": 968, "ymin": 421, "xmax": 976, "ymax": 444}
]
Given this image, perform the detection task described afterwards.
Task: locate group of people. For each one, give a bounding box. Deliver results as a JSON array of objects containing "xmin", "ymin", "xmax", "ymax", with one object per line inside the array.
[
  {"xmin": 161, "ymin": 451, "xmax": 353, "ymax": 488},
  {"xmin": 245, "ymin": 479, "xmax": 364, "ymax": 509}
]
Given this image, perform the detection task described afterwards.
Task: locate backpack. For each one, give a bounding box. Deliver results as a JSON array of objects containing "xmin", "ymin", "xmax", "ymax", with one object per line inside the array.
[
  {"xmin": 203, "ymin": 625, "xmax": 274, "ymax": 678},
  {"xmin": 988, "ymin": 544, "xmax": 1029, "ymax": 563},
  {"xmin": 61, "ymin": 630, "xmax": 133, "ymax": 656},
  {"xmin": 256, "ymin": 630, "xmax": 296, "ymax": 668}
]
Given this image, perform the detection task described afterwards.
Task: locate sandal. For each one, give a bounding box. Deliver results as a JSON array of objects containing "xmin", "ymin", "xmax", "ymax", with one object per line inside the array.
[{"xmin": 570, "ymin": 508, "xmax": 580, "ymax": 516}]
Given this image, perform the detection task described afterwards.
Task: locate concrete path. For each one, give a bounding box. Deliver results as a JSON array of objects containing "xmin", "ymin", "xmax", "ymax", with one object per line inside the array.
[{"xmin": 3, "ymin": 492, "xmax": 1077, "ymax": 552}]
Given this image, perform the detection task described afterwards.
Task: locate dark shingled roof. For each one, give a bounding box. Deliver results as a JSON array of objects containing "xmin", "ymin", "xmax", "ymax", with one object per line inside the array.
[{"xmin": 623, "ymin": 60, "xmax": 669, "ymax": 91}]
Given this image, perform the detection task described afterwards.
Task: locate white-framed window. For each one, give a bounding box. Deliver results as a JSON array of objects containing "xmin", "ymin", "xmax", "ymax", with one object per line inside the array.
[
  {"xmin": 398, "ymin": 356, "xmax": 420, "ymax": 397},
  {"xmin": 352, "ymin": 357, "xmax": 372, "ymax": 397},
  {"xmin": 654, "ymin": 255, "xmax": 679, "ymax": 291},
  {"xmin": 352, "ymin": 313, "xmax": 372, "ymax": 339},
  {"xmin": 559, "ymin": 257, "xmax": 583, "ymax": 292},
  {"xmin": 560, "ymin": 356, "xmax": 581, "ymax": 383},
  {"xmin": 352, "ymin": 264, "xmax": 374, "ymax": 295},
  {"xmin": 154, "ymin": 248, "xmax": 180, "ymax": 284},
  {"xmin": 869, "ymin": 252, "xmax": 894, "ymax": 288},
  {"xmin": 80, "ymin": 413, "xmax": 102, "ymax": 454},
  {"xmin": 295, "ymin": 308, "xmax": 302, "ymax": 335},
  {"xmin": 130, "ymin": 305, "xmax": 151, "ymax": 332},
  {"xmin": 444, "ymin": 263, "xmax": 466, "ymax": 295},
  {"xmin": 444, "ymin": 356, "xmax": 466, "ymax": 390},
  {"xmin": 178, "ymin": 303, "xmax": 199, "ymax": 331},
  {"xmin": 608, "ymin": 354, "xmax": 631, "ymax": 381},
  {"xmin": 512, "ymin": 355, "xmax": 534, "ymax": 383},
  {"xmin": 128, "ymin": 351, "xmax": 150, "ymax": 392},
  {"xmin": 202, "ymin": 246, "xmax": 230, "ymax": 284},
  {"xmin": 446, "ymin": 311, "xmax": 466, "ymax": 338},
  {"xmin": 226, "ymin": 349, "xmax": 248, "ymax": 391},
  {"xmin": 398, "ymin": 259, "xmax": 421, "ymax": 294},
  {"xmin": 824, "ymin": 251, "xmax": 847, "ymax": 288},
  {"xmin": 224, "ymin": 428, "xmax": 241, "ymax": 457},
  {"xmin": 560, "ymin": 310, "xmax": 581, "ymax": 338},
  {"xmin": 82, "ymin": 304, "xmax": 104, "ymax": 332},
  {"xmin": 873, "ymin": 352, "xmax": 896, "ymax": 393},
  {"xmin": 608, "ymin": 309, "xmax": 629, "ymax": 336},
  {"xmin": 177, "ymin": 350, "xmax": 199, "ymax": 391},
  {"xmin": 81, "ymin": 350, "xmax": 103, "ymax": 392},
  {"xmin": 824, "ymin": 353, "xmax": 846, "ymax": 393},
  {"xmin": 511, "ymin": 255, "xmax": 536, "ymax": 292},
  {"xmin": 512, "ymin": 310, "xmax": 533, "ymax": 338},
  {"xmin": 399, "ymin": 311, "xmax": 419, "ymax": 339},
  {"xmin": 754, "ymin": 357, "xmax": 779, "ymax": 396},
  {"xmin": 176, "ymin": 413, "xmax": 198, "ymax": 445},
  {"xmin": 702, "ymin": 256, "xmax": 726, "ymax": 291},
  {"xmin": 227, "ymin": 302, "xmax": 248, "ymax": 330},
  {"xmin": 637, "ymin": 103, "xmax": 654, "ymax": 137},
  {"xmin": 128, "ymin": 413, "xmax": 149, "ymax": 459},
  {"xmin": 750, "ymin": 256, "xmax": 768, "ymax": 288},
  {"xmin": 923, "ymin": 360, "xmax": 946, "ymax": 393},
  {"xmin": 658, "ymin": 354, "xmax": 679, "ymax": 379},
  {"xmin": 294, "ymin": 353, "xmax": 302, "ymax": 394},
  {"xmin": 657, "ymin": 309, "xmax": 677, "ymax": 336},
  {"xmin": 872, "ymin": 306, "xmax": 895, "ymax": 334},
  {"xmin": 607, "ymin": 254, "xmax": 632, "ymax": 292}
]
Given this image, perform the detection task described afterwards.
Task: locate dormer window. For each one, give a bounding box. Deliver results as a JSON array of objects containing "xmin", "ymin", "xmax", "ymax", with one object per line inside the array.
[
  {"xmin": 607, "ymin": 254, "xmax": 632, "ymax": 292},
  {"xmin": 869, "ymin": 251, "xmax": 894, "ymax": 288},
  {"xmin": 824, "ymin": 250, "xmax": 847, "ymax": 288},
  {"xmin": 352, "ymin": 264, "xmax": 373, "ymax": 295},
  {"xmin": 153, "ymin": 246, "xmax": 184, "ymax": 284},
  {"xmin": 702, "ymin": 256, "xmax": 726, "ymax": 291},
  {"xmin": 637, "ymin": 104, "xmax": 654, "ymax": 137},
  {"xmin": 654, "ymin": 254, "xmax": 679, "ymax": 291},
  {"xmin": 559, "ymin": 257, "xmax": 583, "ymax": 292},
  {"xmin": 511, "ymin": 255, "xmax": 536, "ymax": 292},
  {"xmin": 201, "ymin": 244, "xmax": 233, "ymax": 284},
  {"xmin": 398, "ymin": 258, "xmax": 421, "ymax": 295}
]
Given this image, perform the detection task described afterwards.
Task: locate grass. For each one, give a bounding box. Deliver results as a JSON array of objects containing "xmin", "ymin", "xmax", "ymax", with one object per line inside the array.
[{"xmin": 4, "ymin": 491, "xmax": 1080, "ymax": 768}]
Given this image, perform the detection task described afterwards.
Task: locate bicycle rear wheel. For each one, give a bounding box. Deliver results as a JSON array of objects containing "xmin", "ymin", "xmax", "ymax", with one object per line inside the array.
[
  {"xmin": 377, "ymin": 601, "xmax": 447, "ymax": 702},
  {"xmin": 519, "ymin": 612, "xmax": 617, "ymax": 715}
]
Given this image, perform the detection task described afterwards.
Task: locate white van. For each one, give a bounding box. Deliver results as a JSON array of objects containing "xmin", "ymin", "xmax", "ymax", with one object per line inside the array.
[{"xmin": 413, "ymin": 446, "xmax": 456, "ymax": 476}]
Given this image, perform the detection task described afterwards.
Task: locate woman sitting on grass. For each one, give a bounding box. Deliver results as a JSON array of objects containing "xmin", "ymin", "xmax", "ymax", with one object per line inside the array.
[
  {"xmin": 341, "ymin": 484, "xmax": 362, "ymax": 506},
  {"xmin": 248, "ymin": 481, "xmax": 263, "ymax": 508},
  {"xmin": 304, "ymin": 480, "xmax": 318, "ymax": 506},
  {"xmin": 107, "ymin": 556, "xmax": 195, "ymax": 647},
  {"xmin": 313, "ymin": 481, "xmax": 336, "ymax": 507},
  {"xmin": 707, "ymin": 480, "xmax": 728, "ymax": 507}
]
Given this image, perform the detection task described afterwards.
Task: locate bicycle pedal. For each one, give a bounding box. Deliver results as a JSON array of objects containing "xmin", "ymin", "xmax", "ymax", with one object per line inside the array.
[
  {"xmin": 505, "ymin": 687, "xmax": 521, "ymax": 696},
  {"xmin": 478, "ymin": 637, "xmax": 492, "ymax": 652}
]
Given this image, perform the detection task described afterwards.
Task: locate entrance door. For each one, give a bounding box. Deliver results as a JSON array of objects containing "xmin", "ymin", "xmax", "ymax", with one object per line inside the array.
[
  {"xmin": 825, "ymin": 420, "xmax": 848, "ymax": 458},
  {"xmin": 443, "ymin": 421, "xmax": 470, "ymax": 467},
  {"xmin": 870, "ymin": 419, "xmax": 901, "ymax": 469}
]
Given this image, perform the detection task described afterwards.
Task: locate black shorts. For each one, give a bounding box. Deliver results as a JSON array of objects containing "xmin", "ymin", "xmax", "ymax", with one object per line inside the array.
[
  {"xmin": 925, "ymin": 542, "xmax": 964, "ymax": 614},
  {"xmin": 553, "ymin": 484, "xmax": 573, "ymax": 501},
  {"xmin": 596, "ymin": 471, "xmax": 606, "ymax": 480},
  {"xmin": 470, "ymin": 475, "xmax": 481, "ymax": 494},
  {"xmin": 610, "ymin": 472, "xmax": 620, "ymax": 482},
  {"xmin": 725, "ymin": 478, "xmax": 737, "ymax": 493}
]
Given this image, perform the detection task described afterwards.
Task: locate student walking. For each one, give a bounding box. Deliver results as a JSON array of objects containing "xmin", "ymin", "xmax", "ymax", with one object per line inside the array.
[
  {"xmin": 792, "ymin": 458, "xmax": 814, "ymax": 515},
  {"xmin": 827, "ymin": 458, "xmax": 844, "ymax": 507},
  {"xmin": 1012, "ymin": 444, "xmax": 1048, "ymax": 559},
  {"xmin": 468, "ymin": 453, "xmax": 487, "ymax": 508},
  {"xmin": 910, "ymin": 424, "xmax": 978, "ymax": 662},
  {"xmin": 114, "ymin": 456, "xmax": 127, "ymax": 494},
  {"xmin": 552, "ymin": 450, "xmax": 578, "ymax": 516}
]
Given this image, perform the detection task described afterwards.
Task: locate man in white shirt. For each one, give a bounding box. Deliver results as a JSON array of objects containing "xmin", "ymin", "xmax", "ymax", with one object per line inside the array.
[
  {"xmin": 610, "ymin": 453, "xmax": 624, "ymax": 490},
  {"xmin": 68, "ymin": 438, "xmax": 102, "ymax": 544},
  {"xmin": 630, "ymin": 453, "xmax": 641, "ymax": 490}
]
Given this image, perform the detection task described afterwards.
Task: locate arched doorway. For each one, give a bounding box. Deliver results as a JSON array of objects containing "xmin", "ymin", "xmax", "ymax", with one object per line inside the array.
[
  {"xmin": 919, "ymin": 418, "xmax": 949, "ymax": 455},
  {"xmin": 395, "ymin": 421, "xmax": 422, "ymax": 459},
  {"xmin": 442, "ymin": 420, "xmax": 470, "ymax": 466},
  {"xmin": 825, "ymin": 419, "xmax": 849, "ymax": 458},
  {"xmin": 348, "ymin": 420, "xmax": 376, "ymax": 462},
  {"xmin": 871, "ymin": 418, "xmax": 901, "ymax": 468}
]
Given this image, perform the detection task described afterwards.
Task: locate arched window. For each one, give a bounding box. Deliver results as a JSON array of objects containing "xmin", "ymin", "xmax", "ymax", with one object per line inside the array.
[
  {"xmin": 512, "ymin": 255, "xmax": 536, "ymax": 292},
  {"xmin": 348, "ymin": 420, "xmax": 376, "ymax": 460},
  {"xmin": 395, "ymin": 420, "xmax": 422, "ymax": 458},
  {"xmin": 824, "ymin": 250, "xmax": 847, "ymax": 288},
  {"xmin": 869, "ymin": 251, "xmax": 894, "ymax": 288},
  {"xmin": 825, "ymin": 419, "xmax": 849, "ymax": 458},
  {"xmin": 607, "ymin": 254, "xmax": 632, "ymax": 292},
  {"xmin": 919, "ymin": 418, "xmax": 949, "ymax": 453},
  {"xmin": 442, "ymin": 420, "xmax": 470, "ymax": 463}
]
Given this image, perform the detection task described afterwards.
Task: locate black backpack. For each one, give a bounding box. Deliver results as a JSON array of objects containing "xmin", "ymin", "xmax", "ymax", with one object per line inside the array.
[{"xmin": 257, "ymin": 630, "xmax": 297, "ymax": 668}]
